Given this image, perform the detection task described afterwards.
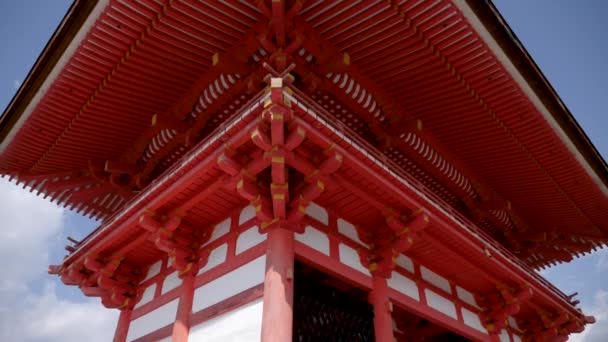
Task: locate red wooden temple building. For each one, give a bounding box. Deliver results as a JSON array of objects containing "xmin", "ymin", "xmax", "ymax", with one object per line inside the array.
[{"xmin": 1, "ymin": 1, "xmax": 607, "ymax": 341}]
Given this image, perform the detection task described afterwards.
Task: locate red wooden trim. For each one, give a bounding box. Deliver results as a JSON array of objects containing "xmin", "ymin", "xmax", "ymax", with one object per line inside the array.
[
  {"xmin": 171, "ymin": 274, "xmax": 195, "ymax": 341},
  {"xmin": 369, "ymin": 276, "xmax": 394, "ymax": 342},
  {"xmin": 154, "ymin": 257, "xmax": 167, "ymax": 299},
  {"xmin": 415, "ymin": 263, "xmax": 428, "ymax": 305},
  {"xmin": 261, "ymin": 228, "xmax": 294, "ymax": 342},
  {"xmin": 190, "ymin": 283, "xmax": 264, "ymax": 327},
  {"xmin": 113, "ymin": 309, "xmax": 131, "ymax": 342},
  {"xmin": 452, "ymin": 282, "xmax": 465, "ymax": 324},
  {"xmin": 132, "ymin": 323, "xmax": 172, "ymax": 342}
]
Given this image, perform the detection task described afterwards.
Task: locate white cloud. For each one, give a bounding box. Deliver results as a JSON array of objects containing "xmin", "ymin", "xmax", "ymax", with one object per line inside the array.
[
  {"xmin": 1, "ymin": 281, "xmax": 118, "ymax": 342},
  {"xmin": 13, "ymin": 79, "xmax": 21, "ymax": 89},
  {"xmin": 0, "ymin": 179, "xmax": 118, "ymax": 341},
  {"xmin": 0, "ymin": 179, "xmax": 64, "ymax": 293},
  {"xmin": 569, "ymin": 290, "xmax": 608, "ymax": 342}
]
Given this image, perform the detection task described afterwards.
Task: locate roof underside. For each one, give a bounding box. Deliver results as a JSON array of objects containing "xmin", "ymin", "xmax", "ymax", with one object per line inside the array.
[{"xmin": 1, "ymin": 0, "xmax": 607, "ymax": 269}]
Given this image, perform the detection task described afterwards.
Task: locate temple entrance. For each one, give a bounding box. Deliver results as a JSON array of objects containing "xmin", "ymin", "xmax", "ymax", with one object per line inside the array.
[
  {"xmin": 293, "ymin": 261, "xmax": 470, "ymax": 341},
  {"xmin": 392, "ymin": 305, "xmax": 471, "ymax": 341},
  {"xmin": 293, "ymin": 261, "xmax": 375, "ymax": 341}
]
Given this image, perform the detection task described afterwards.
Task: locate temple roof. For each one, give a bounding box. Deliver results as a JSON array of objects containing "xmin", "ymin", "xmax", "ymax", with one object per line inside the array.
[{"xmin": 1, "ymin": 0, "xmax": 607, "ymax": 269}]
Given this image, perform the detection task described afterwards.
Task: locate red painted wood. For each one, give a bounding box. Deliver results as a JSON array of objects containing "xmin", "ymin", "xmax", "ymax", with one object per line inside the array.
[
  {"xmin": 369, "ymin": 276, "xmax": 394, "ymax": 342},
  {"xmin": 171, "ymin": 274, "xmax": 194, "ymax": 342},
  {"xmin": 113, "ymin": 309, "xmax": 131, "ymax": 342},
  {"xmin": 261, "ymin": 227, "xmax": 295, "ymax": 342},
  {"xmin": 132, "ymin": 324, "xmax": 172, "ymax": 342}
]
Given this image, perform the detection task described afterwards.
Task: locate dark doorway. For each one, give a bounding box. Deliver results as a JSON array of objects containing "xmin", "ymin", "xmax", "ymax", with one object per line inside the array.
[
  {"xmin": 292, "ymin": 261, "xmax": 470, "ymax": 341},
  {"xmin": 392, "ymin": 305, "xmax": 471, "ymax": 341},
  {"xmin": 293, "ymin": 260, "xmax": 375, "ymax": 342}
]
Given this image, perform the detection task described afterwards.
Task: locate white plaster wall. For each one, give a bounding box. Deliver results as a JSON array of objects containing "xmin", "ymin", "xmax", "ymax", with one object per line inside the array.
[
  {"xmin": 388, "ymin": 272, "xmax": 419, "ymax": 301},
  {"xmin": 239, "ymin": 205, "xmax": 256, "ymax": 225},
  {"xmin": 210, "ymin": 218, "xmax": 231, "ymax": 243},
  {"xmin": 461, "ymin": 307, "xmax": 488, "ymax": 334},
  {"xmin": 338, "ymin": 243, "xmax": 370, "ymax": 276},
  {"xmin": 134, "ymin": 283, "xmax": 156, "ymax": 309},
  {"xmin": 198, "ymin": 243, "xmax": 228, "ymax": 275},
  {"xmin": 295, "ymin": 225, "xmax": 330, "ymax": 255},
  {"xmin": 142, "ymin": 260, "xmax": 162, "ymax": 282},
  {"xmin": 456, "ymin": 286, "xmax": 479, "ymax": 308},
  {"xmin": 395, "ymin": 254, "xmax": 414, "ymax": 273},
  {"xmin": 189, "ymin": 299, "xmax": 263, "ymax": 342},
  {"xmin": 236, "ymin": 225, "xmax": 266, "ymax": 254},
  {"xmin": 305, "ymin": 202, "xmax": 328, "ymax": 225},
  {"xmin": 499, "ymin": 329, "xmax": 510, "ymax": 342},
  {"xmin": 127, "ymin": 298, "xmax": 179, "ymax": 341},
  {"xmin": 425, "ymin": 289, "xmax": 457, "ymax": 320},
  {"xmin": 192, "ymin": 255, "xmax": 266, "ymax": 313},
  {"xmin": 162, "ymin": 271, "xmax": 182, "ymax": 294},
  {"xmin": 508, "ymin": 316, "xmax": 520, "ymax": 331},
  {"xmin": 337, "ymin": 218, "xmax": 367, "ymax": 246},
  {"xmin": 421, "ymin": 266, "xmax": 451, "ymax": 294}
]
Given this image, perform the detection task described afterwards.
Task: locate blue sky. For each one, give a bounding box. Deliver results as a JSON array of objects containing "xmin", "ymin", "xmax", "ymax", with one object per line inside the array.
[
  {"xmin": 492, "ymin": 2, "xmax": 608, "ymax": 340},
  {"xmin": 0, "ymin": 1, "xmax": 606, "ymax": 341}
]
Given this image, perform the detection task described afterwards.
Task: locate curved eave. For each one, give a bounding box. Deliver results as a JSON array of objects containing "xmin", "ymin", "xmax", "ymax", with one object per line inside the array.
[
  {"xmin": 1, "ymin": 0, "xmax": 606, "ymax": 264},
  {"xmin": 2, "ymin": 1, "xmax": 607, "ymax": 188},
  {"xmin": 0, "ymin": 0, "xmax": 99, "ymax": 146},
  {"xmin": 462, "ymin": 0, "xmax": 608, "ymax": 190}
]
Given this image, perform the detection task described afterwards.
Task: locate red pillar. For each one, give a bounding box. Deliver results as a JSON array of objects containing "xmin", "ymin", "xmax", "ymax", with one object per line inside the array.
[
  {"xmin": 369, "ymin": 276, "xmax": 394, "ymax": 342},
  {"xmin": 113, "ymin": 308, "xmax": 131, "ymax": 342},
  {"xmin": 172, "ymin": 274, "xmax": 195, "ymax": 341},
  {"xmin": 261, "ymin": 227, "xmax": 295, "ymax": 342}
]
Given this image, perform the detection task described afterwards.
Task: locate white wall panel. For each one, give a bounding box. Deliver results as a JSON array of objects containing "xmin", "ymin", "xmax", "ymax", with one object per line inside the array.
[
  {"xmin": 499, "ymin": 329, "xmax": 510, "ymax": 342},
  {"xmin": 142, "ymin": 260, "xmax": 162, "ymax": 282},
  {"xmin": 295, "ymin": 225, "xmax": 330, "ymax": 255},
  {"xmin": 239, "ymin": 205, "xmax": 256, "ymax": 225},
  {"xmin": 421, "ymin": 266, "xmax": 451, "ymax": 294},
  {"xmin": 306, "ymin": 202, "xmax": 328, "ymax": 225},
  {"xmin": 388, "ymin": 272, "xmax": 419, "ymax": 301},
  {"xmin": 508, "ymin": 316, "xmax": 520, "ymax": 331},
  {"xmin": 337, "ymin": 218, "xmax": 367, "ymax": 246},
  {"xmin": 134, "ymin": 283, "xmax": 156, "ymax": 309},
  {"xmin": 456, "ymin": 286, "xmax": 479, "ymax": 308},
  {"xmin": 127, "ymin": 299, "xmax": 179, "ymax": 341},
  {"xmin": 189, "ymin": 299, "xmax": 263, "ymax": 342},
  {"xmin": 198, "ymin": 243, "xmax": 228, "ymax": 275},
  {"xmin": 461, "ymin": 307, "xmax": 487, "ymax": 334},
  {"xmin": 425, "ymin": 289, "xmax": 457, "ymax": 320},
  {"xmin": 210, "ymin": 218, "xmax": 231, "ymax": 243},
  {"xmin": 395, "ymin": 254, "xmax": 414, "ymax": 273},
  {"xmin": 236, "ymin": 226, "xmax": 266, "ymax": 254},
  {"xmin": 162, "ymin": 271, "xmax": 182, "ymax": 294},
  {"xmin": 192, "ymin": 255, "xmax": 266, "ymax": 313},
  {"xmin": 338, "ymin": 243, "xmax": 370, "ymax": 276}
]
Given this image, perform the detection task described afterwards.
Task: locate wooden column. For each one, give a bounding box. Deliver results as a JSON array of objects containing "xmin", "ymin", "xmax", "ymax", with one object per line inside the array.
[
  {"xmin": 261, "ymin": 227, "xmax": 295, "ymax": 342},
  {"xmin": 369, "ymin": 276, "xmax": 394, "ymax": 342},
  {"xmin": 172, "ymin": 274, "xmax": 195, "ymax": 342},
  {"xmin": 113, "ymin": 308, "xmax": 131, "ymax": 342}
]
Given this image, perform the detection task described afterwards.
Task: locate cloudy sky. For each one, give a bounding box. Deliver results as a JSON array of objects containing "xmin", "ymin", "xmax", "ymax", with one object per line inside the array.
[{"xmin": 0, "ymin": 1, "xmax": 607, "ymax": 341}]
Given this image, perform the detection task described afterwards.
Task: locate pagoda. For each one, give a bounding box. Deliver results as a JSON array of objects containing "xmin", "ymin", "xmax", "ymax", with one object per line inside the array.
[{"xmin": 2, "ymin": 1, "xmax": 607, "ymax": 341}]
